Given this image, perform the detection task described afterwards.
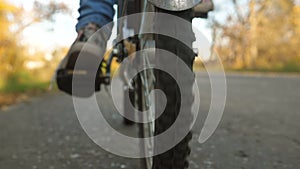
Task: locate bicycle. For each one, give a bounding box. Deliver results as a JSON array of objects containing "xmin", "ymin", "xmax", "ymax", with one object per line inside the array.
[
  {"xmin": 57, "ymin": 0, "xmax": 213, "ymax": 169},
  {"xmin": 98, "ymin": 1, "xmax": 214, "ymax": 168}
]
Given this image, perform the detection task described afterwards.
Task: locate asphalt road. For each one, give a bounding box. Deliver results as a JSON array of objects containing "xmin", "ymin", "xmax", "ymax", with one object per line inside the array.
[{"xmin": 0, "ymin": 73, "xmax": 299, "ymax": 169}]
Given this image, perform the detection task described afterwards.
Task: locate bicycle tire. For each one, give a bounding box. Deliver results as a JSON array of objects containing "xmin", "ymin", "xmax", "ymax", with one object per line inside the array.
[{"xmin": 139, "ymin": 9, "xmax": 196, "ymax": 169}]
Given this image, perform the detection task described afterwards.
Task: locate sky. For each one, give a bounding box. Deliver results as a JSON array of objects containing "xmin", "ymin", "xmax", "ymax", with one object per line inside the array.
[
  {"xmin": 9, "ymin": 0, "xmax": 79, "ymax": 53},
  {"xmin": 8, "ymin": 0, "xmax": 233, "ymax": 59}
]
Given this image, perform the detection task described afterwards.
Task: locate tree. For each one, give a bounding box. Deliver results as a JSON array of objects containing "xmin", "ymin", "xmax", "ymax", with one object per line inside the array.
[
  {"xmin": 1, "ymin": 0, "xmax": 70, "ymax": 72},
  {"xmin": 212, "ymin": 0, "xmax": 300, "ymax": 71},
  {"xmin": 0, "ymin": 0, "xmax": 18, "ymax": 76},
  {"xmin": 0, "ymin": 0, "xmax": 71, "ymax": 91}
]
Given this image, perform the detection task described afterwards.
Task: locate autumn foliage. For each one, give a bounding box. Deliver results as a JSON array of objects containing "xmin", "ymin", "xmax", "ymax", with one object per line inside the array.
[
  {"xmin": 212, "ymin": 0, "xmax": 300, "ymax": 71},
  {"xmin": 0, "ymin": 0, "xmax": 69, "ymax": 93},
  {"xmin": 1, "ymin": 0, "xmax": 300, "ymax": 94}
]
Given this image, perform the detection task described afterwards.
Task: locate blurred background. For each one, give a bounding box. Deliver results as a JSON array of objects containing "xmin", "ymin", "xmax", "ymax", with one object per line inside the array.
[
  {"xmin": 0, "ymin": 1, "xmax": 299, "ymax": 169},
  {"xmin": 0, "ymin": 0, "xmax": 74, "ymax": 106},
  {"xmin": 0, "ymin": 0, "xmax": 299, "ymax": 106}
]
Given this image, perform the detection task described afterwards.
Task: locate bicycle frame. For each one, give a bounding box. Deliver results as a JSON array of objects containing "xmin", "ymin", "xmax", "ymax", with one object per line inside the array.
[
  {"xmin": 103, "ymin": 0, "xmax": 212, "ymax": 80},
  {"xmin": 104, "ymin": 0, "xmax": 154, "ymax": 84}
]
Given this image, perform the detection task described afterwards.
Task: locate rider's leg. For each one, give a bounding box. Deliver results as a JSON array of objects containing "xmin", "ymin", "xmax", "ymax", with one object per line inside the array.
[
  {"xmin": 64, "ymin": 0, "xmax": 117, "ymax": 70},
  {"xmin": 76, "ymin": 0, "xmax": 117, "ymax": 35},
  {"xmin": 56, "ymin": 0, "xmax": 117, "ymax": 97}
]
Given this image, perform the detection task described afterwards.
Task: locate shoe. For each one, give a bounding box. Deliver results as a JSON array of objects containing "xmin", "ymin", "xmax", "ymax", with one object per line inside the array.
[{"xmin": 56, "ymin": 23, "xmax": 107, "ymax": 97}]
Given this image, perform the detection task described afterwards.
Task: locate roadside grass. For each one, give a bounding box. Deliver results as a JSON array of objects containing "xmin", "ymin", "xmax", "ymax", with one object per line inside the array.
[
  {"xmin": 193, "ymin": 60, "xmax": 300, "ymax": 74},
  {"xmin": 0, "ymin": 71, "xmax": 49, "ymax": 94},
  {"xmin": 0, "ymin": 71, "xmax": 50, "ymax": 109},
  {"xmin": 0, "ymin": 72, "xmax": 49, "ymax": 109},
  {"xmin": 1, "ymin": 80, "xmax": 49, "ymax": 94},
  {"xmin": 229, "ymin": 66, "xmax": 300, "ymax": 74}
]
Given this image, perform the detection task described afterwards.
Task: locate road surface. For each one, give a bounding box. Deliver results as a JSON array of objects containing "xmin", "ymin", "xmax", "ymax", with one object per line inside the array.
[{"xmin": 0, "ymin": 73, "xmax": 299, "ymax": 169}]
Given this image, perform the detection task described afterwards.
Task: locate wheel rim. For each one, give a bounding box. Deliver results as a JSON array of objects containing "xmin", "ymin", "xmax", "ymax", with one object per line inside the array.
[
  {"xmin": 143, "ymin": 92, "xmax": 155, "ymax": 169},
  {"xmin": 139, "ymin": 69, "xmax": 155, "ymax": 169}
]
